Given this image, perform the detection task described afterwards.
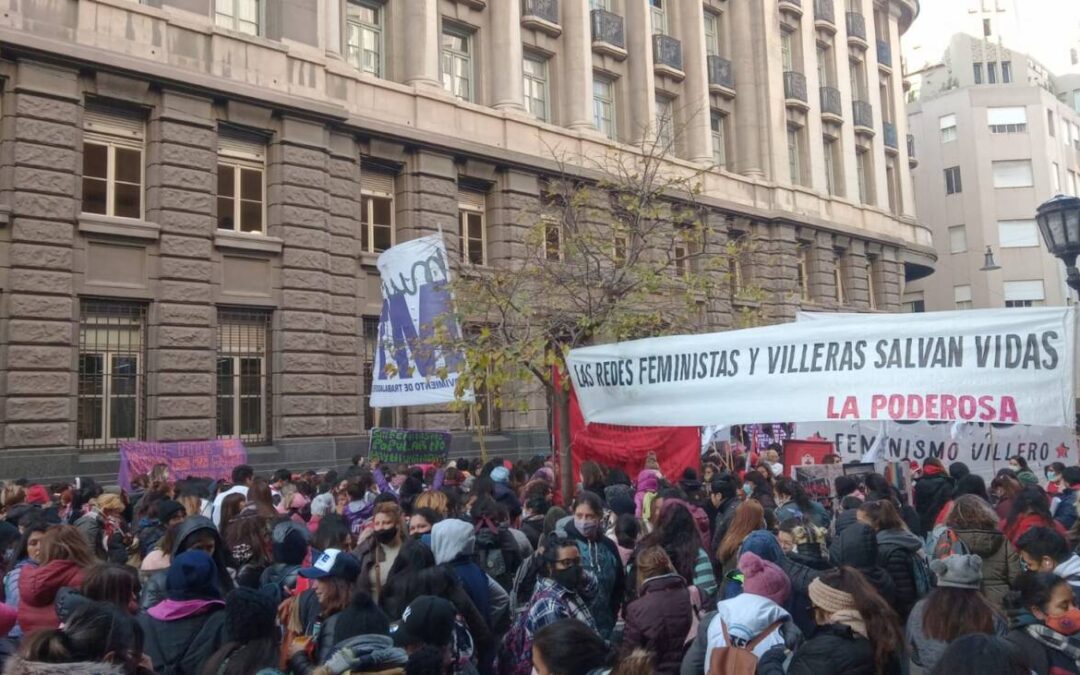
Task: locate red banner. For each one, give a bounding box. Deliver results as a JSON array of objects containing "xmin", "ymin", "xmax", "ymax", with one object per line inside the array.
[{"xmin": 555, "ymin": 374, "xmax": 701, "ymax": 488}]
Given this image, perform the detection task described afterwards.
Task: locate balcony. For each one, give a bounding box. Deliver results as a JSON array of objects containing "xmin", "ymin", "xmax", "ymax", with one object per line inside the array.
[
  {"xmin": 884, "ymin": 121, "xmax": 898, "ymax": 152},
  {"xmin": 907, "ymin": 134, "xmax": 918, "ymax": 168},
  {"xmin": 853, "ymin": 100, "xmax": 874, "ymax": 135},
  {"xmin": 820, "ymin": 86, "xmax": 842, "ymax": 121},
  {"xmin": 590, "ymin": 9, "xmax": 627, "ymax": 60},
  {"xmin": 784, "ymin": 71, "xmax": 809, "ymax": 110},
  {"xmin": 708, "ymin": 55, "xmax": 735, "ymax": 97},
  {"xmin": 521, "ymin": 0, "xmax": 561, "ymax": 37},
  {"xmin": 814, "ymin": 0, "xmax": 836, "ymax": 33},
  {"xmin": 653, "ymin": 34, "xmax": 685, "ymax": 80},
  {"xmin": 877, "ymin": 40, "xmax": 892, "ymax": 69},
  {"xmin": 846, "ymin": 12, "xmax": 868, "ymax": 49},
  {"xmin": 778, "ymin": 0, "xmax": 803, "ymax": 18}
]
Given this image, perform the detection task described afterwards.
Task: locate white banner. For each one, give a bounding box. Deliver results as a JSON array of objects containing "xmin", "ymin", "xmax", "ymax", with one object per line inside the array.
[
  {"xmin": 796, "ymin": 420, "xmax": 1080, "ymax": 482},
  {"xmin": 567, "ymin": 307, "xmax": 1076, "ymax": 428},
  {"xmin": 370, "ymin": 234, "xmax": 474, "ymax": 408}
]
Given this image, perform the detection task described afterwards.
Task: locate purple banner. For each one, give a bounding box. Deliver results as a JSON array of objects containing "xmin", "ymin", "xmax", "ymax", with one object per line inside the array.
[{"xmin": 117, "ymin": 440, "xmax": 248, "ymax": 490}]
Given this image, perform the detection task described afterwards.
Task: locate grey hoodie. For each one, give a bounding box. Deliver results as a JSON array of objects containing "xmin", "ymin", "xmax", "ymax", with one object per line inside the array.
[
  {"xmin": 431, "ymin": 518, "xmax": 475, "ymax": 565},
  {"xmin": 877, "ymin": 528, "xmax": 924, "ymax": 552},
  {"xmin": 1055, "ymin": 554, "xmax": 1080, "ymax": 598}
]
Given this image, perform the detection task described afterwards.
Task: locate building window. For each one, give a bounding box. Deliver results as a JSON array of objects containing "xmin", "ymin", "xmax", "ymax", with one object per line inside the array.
[
  {"xmin": 544, "ymin": 219, "xmax": 562, "ymax": 261},
  {"xmin": 711, "ymin": 111, "xmax": 727, "ymax": 169},
  {"xmin": 704, "ymin": 11, "xmax": 721, "ymax": 57},
  {"xmin": 593, "ymin": 75, "xmax": 616, "ymax": 139},
  {"xmin": 998, "ymin": 219, "xmax": 1040, "ymax": 248},
  {"xmin": 944, "ymin": 165, "xmax": 962, "ymax": 195},
  {"xmin": 613, "ymin": 235, "xmax": 628, "ymax": 267},
  {"xmin": 1053, "ymin": 162, "xmax": 1062, "ymax": 192},
  {"xmin": 1002, "ymin": 61, "xmax": 1012, "ymax": 83},
  {"xmin": 673, "ymin": 244, "xmax": 689, "ymax": 279},
  {"xmin": 949, "ymin": 225, "xmax": 967, "ymax": 253},
  {"xmin": 823, "ymin": 137, "xmax": 842, "ymax": 197},
  {"xmin": 973, "ymin": 63, "xmax": 983, "ymax": 84},
  {"xmin": 362, "ymin": 317, "xmax": 404, "ymax": 430},
  {"xmin": 1071, "ymin": 171, "xmax": 1079, "ymax": 197},
  {"xmin": 983, "ymin": 18, "xmax": 991, "ymax": 36},
  {"xmin": 590, "ymin": 0, "xmax": 612, "ymax": 9},
  {"xmin": 866, "ymin": 260, "xmax": 878, "ymax": 310},
  {"xmin": 885, "ymin": 155, "xmax": 900, "ymax": 214},
  {"xmin": 346, "ymin": 1, "xmax": 383, "ymax": 77},
  {"xmin": 459, "ymin": 190, "xmax": 486, "ymax": 265},
  {"xmin": 650, "ymin": 0, "xmax": 667, "ymax": 35},
  {"xmin": 856, "ymin": 148, "xmax": 874, "ymax": 204},
  {"xmin": 217, "ymin": 133, "xmax": 266, "ymax": 233},
  {"xmin": 987, "ymin": 62, "xmax": 997, "ymax": 84},
  {"xmin": 796, "ymin": 245, "xmax": 811, "ymax": 302},
  {"xmin": 523, "ymin": 53, "xmax": 550, "ymax": 122},
  {"xmin": 834, "ymin": 255, "xmax": 846, "ymax": 305},
  {"xmin": 781, "ymin": 30, "xmax": 794, "ymax": 72},
  {"xmin": 940, "ymin": 114, "xmax": 957, "ymax": 142},
  {"xmin": 1049, "ymin": 110, "xmax": 1056, "ymax": 136},
  {"xmin": 954, "ymin": 285, "xmax": 973, "ymax": 310},
  {"xmin": 787, "ymin": 128, "xmax": 803, "ymax": 186},
  {"xmin": 655, "ymin": 95, "xmax": 675, "ymax": 150},
  {"xmin": 729, "ymin": 231, "xmax": 751, "ymax": 298},
  {"xmin": 1003, "ymin": 280, "xmax": 1045, "ymax": 307},
  {"xmin": 441, "ymin": 25, "xmax": 473, "ymax": 101},
  {"xmin": 992, "ymin": 160, "xmax": 1033, "ymax": 188},
  {"xmin": 360, "ymin": 170, "xmax": 395, "ymax": 254},
  {"xmin": 905, "ymin": 299, "xmax": 926, "ymax": 313},
  {"xmin": 216, "ymin": 310, "xmax": 270, "ymax": 444},
  {"xmin": 78, "ymin": 301, "xmax": 145, "ymax": 449},
  {"xmin": 81, "ymin": 107, "xmax": 144, "ymax": 220},
  {"xmin": 215, "ymin": 0, "xmax": 260, "ymax": 35},
  {"xmin": 988, "ymin": 106, "xmax": 1027, "ymax": 133}
]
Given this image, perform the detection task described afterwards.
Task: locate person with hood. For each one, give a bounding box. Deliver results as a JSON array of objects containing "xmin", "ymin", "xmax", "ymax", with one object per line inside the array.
[
  {"xmin": 136, "ymin": 499, "xmax": 185, "ymax": 560},
  {"xmin": 858, "ymin": 500, "xmax": 925, "ymax": 620},
  {"xmin": 201, "ymin": 586, "xmax": 284, "ymax": 675},
  {"xmin": 560, "ymin": 491, "xmax": 624, "ymax": 640},
  {"xmin": 489, "ymin": 466, "xmax": 522, "ymax": 523},
  {"xmin": 946, "ymin": 494, "xmax": 1021, "ymax": 610},
  {"xmin": 1003, "ymin": 487, "xmax": 1069, "ymax": 547},
  {"xmin": 18, "ymin": 525, "xmax": 95, "ymax": 636},
  {"xmin": 259, "ymin": 520, "xmax": 311, "ymax": 603},
  {"xmin": 4, "ymin": 522, "xmax": 46, "ymax": 639},
  {"xmin": 11, "ymin": 601, "xmax": 148, "ymax": 675},
  {"xmin": 621, "ymin": 546, "xmax": 692, "ymax": 673},
  {"xmin": 1004, "ymin": 571, "xmax": 1080, "ymax": 674},
  {"xmin": 139, "ymin": 550, "xmax": 228, "ymax": 675},
  {"xmin": 758, "ymin": 566, "xmax": 905, "ymax": 675},
  {"xmin": 288, "ymin": 590, "xmax": 407, "ymax": 675},
  {"xmin": 913, "ymin": 457, "xmax": 954, "ymax": 536},
  {"xmin": 827, "ymin": 522, "xmax": 896, "ymax": 606},
  {"xmin": 1016, "ymin": 526, "xmax": 1080, "ymax": 605},
  {"xmin": 681, "ymin": 551, "xmax": 801, "ymax": 675},
  {"xmin": 1009, "ymin": 457, "xmax": 1040, "ymax": 487},
  {"xmin": 775, "ymin": 478, "xmax": 829, "ymax": 529},
  {"xmin": 431, "ymin": 518, "xmax": 493, "ymax": 627},
  {"xmin": 906, "ymin": 555, "xmax": 1006, "ymax": 674},
  {"xmin": 140, "ymin": 515, "xmax": 235, "ymax": 610}
]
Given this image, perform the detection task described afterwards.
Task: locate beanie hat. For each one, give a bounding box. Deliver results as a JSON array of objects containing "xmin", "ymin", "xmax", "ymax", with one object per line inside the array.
[
  {"xmin": 739, "ymin": 551, "xmax": 791, "ymax": 606},
  {"xmin": 607, "ymin": 491, "xmax": 635, "ymax": 518},
  {"xmin": 166, "ymin": 550, "xmax": 222, "ymax": 601},
  {"xmin": 156, "ymin": 499, "xmax": 185, "ymax": 524},
  {"xmin": 24, "ymin": 485, "xmax": 49, "ymax": 505},
  {"xmin": 930, "ymin": 553, "xmax": 983, "ymax": 589},
  {"xmin": 333, "ymin": 591, "xmax": 391, "ymax": 644},
  {"xmin": 490, "ymin": 466, "xmax": 510, "ymax": 484},
  {"xmin": 272, "ymin": 521, "xmax": 311, "ymax": 566},
  {"xmin": 542, "ymin": 507, "xmax": 567, "ymax": 536},
  {"xmin": 739, "ymin": 530, "xmax": 784, "ymax": 565},
  {"xmin": 225, "ymin": 587, "xmax": 277, "ymax": 643},
  {"xmin": 808, "ymin": 577, "xmax": 856, "ymax": 615}
]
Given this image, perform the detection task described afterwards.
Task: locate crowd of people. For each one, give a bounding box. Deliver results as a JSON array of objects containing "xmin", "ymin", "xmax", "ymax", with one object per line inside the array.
[{"xmin": 0, "ymin": 450, "xmax": 1076, "ymax": 673}]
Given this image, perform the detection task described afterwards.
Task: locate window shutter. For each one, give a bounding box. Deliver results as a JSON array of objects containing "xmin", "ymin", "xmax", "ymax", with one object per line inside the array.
[
  {"xmin": 361, "ymin": 170, "xmax": 395, "ymax": 196},
  {"xmin": 218, "ymin": 131, "xmax": 267, "ymax": 162},
  {"xmin": 458, "ymin": 189, "xmax": 486, "ymax": 211},
  {"xmin": 992, "ymin": 160, "xmax": 1033, "ymax": 188},
  {"xmin": 83, "ymin": 105, "xmax": 145, "ymax": 140},
  {"xmin": 953, "ymin": 285, "xmax": 972, "ymax": 303},
  {"xmin": 987, "ymin": 107, "xmax": 1026, "ymax": 126},
  {"xmin": 939, "ymin": 114, "xmax": 956, "ymax": 129},
  {"xmin": 1003, "ymin": 280, "xmax": 1045, "ymax": 301}
]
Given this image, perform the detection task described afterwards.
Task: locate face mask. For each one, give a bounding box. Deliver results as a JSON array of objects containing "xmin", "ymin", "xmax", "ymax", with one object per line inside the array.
[
  {"xmin": 552, "ymin": 565, "xmax": 582, "ymax": 591},
  {"xmin": 1047, "ymin": 607, "xmax": 1080, "ymax": 636},
  {"xmin": 574, "ymin": 517, "xmax": 598, "ymax": 538},
  {"xmin": 374, "ymin": 527, "xmax": 398, "ymax": 545},
  {"xmin": 743, "ymin": 484, "xmax": 754, "ymax": 497},
  {"xmin": 1048, "ymin": 472, "xmax": 1060, "ymax": 482},
  {"xmin": 1010, "ymin": 465, "xmax": 1021, "ymax": 472}
]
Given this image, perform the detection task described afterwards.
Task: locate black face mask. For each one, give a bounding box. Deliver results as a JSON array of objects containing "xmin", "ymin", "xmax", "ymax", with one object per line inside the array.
[
  {"xmin": 551, "ymin": 565, "xmax": 582, "ymax": 591},
  {"xmin": 411, "ymin": 531, "xmax": 426, "ymax": 541},
  {"xmin": 374, "ymin": 527, "xmax": 398, "ymax": 545}
]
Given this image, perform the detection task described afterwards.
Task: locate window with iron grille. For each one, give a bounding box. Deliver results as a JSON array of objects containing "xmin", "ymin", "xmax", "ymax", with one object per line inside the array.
[
  {"xmin": 362, "ymin": 317, "xmax": 404, "ymax": 430},
  {"xmin": 216, "ymin": 310, "xmax": 271, "ymax": 444},
  {"xmin": 78, "ymin": 301, "xmax": 146, "ymax": 450},
  {"xmin": 462, "ymin": 325, "xmax": 499, "ymax": 432}
]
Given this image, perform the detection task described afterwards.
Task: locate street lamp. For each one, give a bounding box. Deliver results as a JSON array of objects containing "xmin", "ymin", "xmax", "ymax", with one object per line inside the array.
[
  {"xmin": 979, "ymin": 246, "xmax": 1001, "ymax": 272},
  {"xmin": 1035, "ymin": 194, "xmax": 1080, "ymax": 293}
]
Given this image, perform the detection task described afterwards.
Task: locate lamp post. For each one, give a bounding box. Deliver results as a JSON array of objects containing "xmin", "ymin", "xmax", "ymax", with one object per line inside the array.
[{"xmin": 1035, "ymin": 194, "xmax": 1080, "ymax": 293}]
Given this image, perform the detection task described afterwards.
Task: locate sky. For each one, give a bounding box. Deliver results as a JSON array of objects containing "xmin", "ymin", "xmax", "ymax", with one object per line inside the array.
[{"xmin": 903, "ymin": 0, "xmax": 1080, "ymax": 76}]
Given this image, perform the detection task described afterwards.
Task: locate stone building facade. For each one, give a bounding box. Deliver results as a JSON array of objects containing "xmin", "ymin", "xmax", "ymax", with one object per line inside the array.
[{"xmin": 0, "ymin": 0, "xmax": 931, "ymax": 481}]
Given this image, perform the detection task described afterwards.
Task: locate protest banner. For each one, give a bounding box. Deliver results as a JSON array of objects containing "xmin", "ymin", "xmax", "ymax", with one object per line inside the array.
[
  {"xmin": 368, "ymin": 428, "xmax": 452, "ymax": 465},
  {"xmin": 118, "ymin": 440, "xmax": 247, "ymax": 491},
  {"xmin": 371, "ymin": 233, "xmax": 473, "ymax": 408},
  {"xmin": 797, "ymin": 419, "xmax": 1079, "ymax": 482},
  {"xmin": 567, "ymin": 307, "xmax": 1076, "ymax": 428},
  {"xmin": 782, "ymin": 439, "xmax": 835, "ymax": 478},
  {"xmin": 793, "ymin": 464, "xmax": 843, "ymax": 504}
]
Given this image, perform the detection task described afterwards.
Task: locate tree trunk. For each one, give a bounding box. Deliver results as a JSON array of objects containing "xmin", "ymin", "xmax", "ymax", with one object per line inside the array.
[{"xmin": 554, "ymin": 384, "xmax": 574, "ymax": 502}]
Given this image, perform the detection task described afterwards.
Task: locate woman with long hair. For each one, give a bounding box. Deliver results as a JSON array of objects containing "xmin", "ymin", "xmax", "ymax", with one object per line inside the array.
[
  {"xmin": 3, "ymin": 522, "xmax": 46, "ymax": 639},
  {"xmin": 946, "ymin": 494, "xmax": 1022, "ymax": 610},
  {"xmin": 355, "ymin": 501, "xmax": 417, "ymax": 604},
  {"xmin": 743, "ymin": 472, "xmax": 777, "ymax": 514},
  {"xmin": 717, "ymin": 498, "xmax": 765, "ymax": 574},
  {"xmin": 1047, "ymin": 462, "xmax": 1069, "ymax": 496},
  {"xmin": 14, "ymin": 601, "xmax": 152, "ymax": 674},
  {"xmin": 531, "ymin": 619, "xmax": 613, "ymax": 675},
  {"xmin": 219, "ymin": 493, "xmax": 246, "ymax": 530},
  {"xmin": 1008, "ymin": 456, "xmax": 1039, "ymax": 486},
  {"xmin": 758, "ymin": 566, "xmax": 904, "ymax": 675},
  {"xmin": 858, "ymin": 500, "xmax": 924, "ymax": 620},
  {"xmin": 1004, "ymin": 571, "xmax": 1080, "ymax": 674},
  {"xmin": 775, "ymin": 478, "xmax": 829, "ymax": 528},
  {"xmin": 225, "ymin": 514, "xmax": 272, "ymax": 588},
  {"xmin": 244, "ymin": 478, "xmax": 278, "ymax": 521},
  {"xmin": 1002, "ymin": 486, "xmax": 1068, "ymax": 546},
  {"xmin": 621, "ymin": 546, "xmax": 691, "ymax": 673},
  {"xmin": 906, "ymin": 554, "xmax": 1006, "ymax": 673},
  {"xmin": 636, "ymin": 500, "xmax": 716, "ymax": 601},
  {"xmin": 81, "ymin": 562, "xmax": 141, "ymax": 615},
  {"xmin": 18, "ymin": 525, "xmax": 96, "ymax": 635},
  {"xmin": 991, "ymin": 472, "xmax": 1024, "ymax": 520}
]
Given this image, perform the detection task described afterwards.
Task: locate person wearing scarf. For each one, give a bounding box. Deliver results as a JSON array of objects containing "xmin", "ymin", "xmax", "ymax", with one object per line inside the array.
[{"xmin": 1005, "ymin": 571, "xmax": 1080, "ymax": 674}]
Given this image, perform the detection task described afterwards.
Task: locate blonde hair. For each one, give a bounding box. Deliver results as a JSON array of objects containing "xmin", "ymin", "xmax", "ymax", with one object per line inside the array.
[
  {"xmin": 414, "ymin": 490, "xmax": 449, "ymax": 517},
  {"xmin": 95, "ymin": 494, "xmax": 124, "ymax": 514},
  {"xmin": 2, "ymin": 485, "xmax": 25, "ymax": 508},
  {"xmin": 635, "ymin": 545, "xmax": 674, "ymax": 587}
]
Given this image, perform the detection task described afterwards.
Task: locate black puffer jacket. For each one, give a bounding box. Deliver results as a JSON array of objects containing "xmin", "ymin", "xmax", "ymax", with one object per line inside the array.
[
  {"xmin": 785, "ymin": 548, "xmax": 835, "ymax": 637},
  {"xmin": 914, "ymin": 473, "xmax": 954, "ymax": 535},
  {"xmin": 758, "ymin": 623, "xmax": 900, "ymax": 675},
  {"xmin": 140, "ymin": 517, "xmax": 235, "ymax": 610},
  {"xmin": 710, "ymin": 497, "xmax": 740, "ymax": 556},
  {"xmin": 833, "ymin": 508, "xmax": 860, "ymax": 540},
  {"xmin": 875, "ymin": 528, "xmax": 924, "ymax": 620},
  {"xmin": 138, "ymin": 605, "xmax": 227, "ymax": 675},
  {"xmin": 828, "ymin": 523, "xmax": 896, "ymax": 605}
]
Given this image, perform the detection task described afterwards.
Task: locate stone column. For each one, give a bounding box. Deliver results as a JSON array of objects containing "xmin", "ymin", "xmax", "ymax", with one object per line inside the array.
[
  {"xmin": 678, "ymin": 4, "xmax": 714, "ymax": 164},
  {"xmin": 705, "ymin": 213, "xmax": 733, "ymax": 330},
  {"xmin": 490, "ymin": 0, "xmax": 524, "ymax": 111},
  {"xmin": 401, "ymin": 0, "xmax": 441, "ymax": 89},
  {"xmin": 730, "ymin": 0, "xmax": 763, "ymax": 177},
  {"xmin": 563, "ymin": 1, "xmax": 596, "ymax": 131},
  {"xmin": 325, "ymin": 0, "xmax": 342, "ymax": 57},
  {"xmin": 3, "ymin": 60, "xmax": 81, "ymax": 451},
  {"xmin": 398, "ymin": 149, "xmax": 457, "ymax": 244},
  {"xmin": 625, "ymin": 0, "xmax": 657, "ymax": 145}
]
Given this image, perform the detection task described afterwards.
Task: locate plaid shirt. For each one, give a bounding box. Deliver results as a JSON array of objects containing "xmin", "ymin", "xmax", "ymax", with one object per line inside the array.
[{"xmin": 524, "ymin": 575, "xmax": 599, "ymax": 637}]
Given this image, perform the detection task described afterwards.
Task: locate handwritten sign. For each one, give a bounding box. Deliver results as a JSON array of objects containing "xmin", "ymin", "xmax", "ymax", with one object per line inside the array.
[
  {"xmin": 118, "ymin": 440, "xmax": 248, "ymax": 490},
  {"xmin": 368, "ymin": 428, "xmax": 451, "ymax": 465}
]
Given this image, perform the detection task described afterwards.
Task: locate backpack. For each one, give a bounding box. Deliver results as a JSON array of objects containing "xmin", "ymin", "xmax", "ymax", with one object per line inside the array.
[
  {"xmin": 707, "ymin": 619, "xmax": 783, "ymax": 675},
  {"xmin": 911, "ymin": 551, "xmax": 935, "ymax": 598},
  {"xmin": 497, "ymin": 613, "xmax": 532, "ymax": 675},
  {"xmin": 475, "ymin": 525, "xmax": 509, "ymax": 587}
]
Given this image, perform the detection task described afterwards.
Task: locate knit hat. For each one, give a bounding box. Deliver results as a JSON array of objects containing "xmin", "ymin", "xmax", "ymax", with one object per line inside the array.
[
  {"xmin": 334, "ymin": 591, "xmax": 391, "ymax": 644},
  {"xmin": 739, "ymin": 530, "xmax": 784, "ymax": 565},
  {"xmin": 490, "ymin": 466, "xmax": 510, "ymax": 484},
  {"xmin": 930, "ymin": 553, "xmax": 983, "ymax": 589},
  {"xmin": 607, "ymin": 491, "xmax": 635, "ymax": 518},
  {"xmin": 272, "ymin": 520, "xmax": 311, "ymax": 566},
  {"xmin": 740, "ymin": 551, "xmax": 791, "ymax": 605},
  {"xmin": 808, "ymin": 577, "xmax": 856, "ymax": 615},
  {"xmin": 24, "ymin": 485, "xmax": 49, "ymax": 505},
  {"xmin": 156, "ymin": 499, "xmax": 185, "ymax": 524},
  {"xmin": 224, "ymin": 587, "xmax": 277, "ymax": 643},
  {"xmin": 166, "ymin": 550, "xmax": 222, "ymax": 601}
]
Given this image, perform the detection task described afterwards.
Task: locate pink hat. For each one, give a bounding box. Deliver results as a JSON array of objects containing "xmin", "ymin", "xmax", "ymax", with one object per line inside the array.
[{"xmin": 739, "ymin": 551, "xmax": 791, "ymax": 606}]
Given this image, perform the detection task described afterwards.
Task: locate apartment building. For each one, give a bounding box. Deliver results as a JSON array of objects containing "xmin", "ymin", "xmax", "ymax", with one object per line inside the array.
[{"xmin": 0, "ymin": 0, "xmax": 928, "ymax": 480}]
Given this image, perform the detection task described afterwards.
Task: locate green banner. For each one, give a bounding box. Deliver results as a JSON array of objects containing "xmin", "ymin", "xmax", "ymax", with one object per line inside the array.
[{"xmin": 368, "ymin": 427, "xmax": 452, "ymax": 464}]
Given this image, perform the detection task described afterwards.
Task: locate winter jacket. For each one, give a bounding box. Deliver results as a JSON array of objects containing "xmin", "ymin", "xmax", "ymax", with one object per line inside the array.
[
  {"xmin": 2, "ymin": 560, "xmax": 35, "ymax": 638},
  {"xmin": 1054, "ymin": 488, "xmax": 1079, "ymax": 530},
  {"xmin": 914, "ymin": 474, "xmax": 954, "ymax": 536},
  {"xmin": 622, "ymin": 574, "xmax": 692, "ymax": 674},
  {"xmin": 906, "ymin": 595, "xmax": 1007, "ymax": 671},
  {"xmin": 432, "ymin": 519, "xmax": 493, "ymax": 626},
  {"xmin": 709, "ymin": 497, "xmax": 740, "ymax": 556},
  {"xmin": 1, "ymin": 657, "xmax": 124, "ymax": 675},
  {"xmin": 1056, "ymin": 554, "xmax": 1080, "ymax": 606},
  {"xmin": 17, "ymin": 559, "xmax": 85, "ymax": 636},
  {"xmin": 1002, "ymin": 513, "xmax": 1069, "ymax": 547},
  {"xmin": 758, "ymin": 622, "xmax": 899, "ymax": 675},
  {"xmin": 137, "ymin": 518, "xmax": 166, "ymax": 559},
  {"xmin": 287, "ymin": 632, "xmax": 408, "ymax": 675},
  {"xmin": 140, "ymin": 516, "xmax": 235, "ymax": 610},
  {"xmin": 1004, "ymin": 622, "xmax": 1080, "ymax": 675},
  {"xmin": 139, "ymin": 600, "xmax": 227, "ymax": 675},
  {"xmin": 492, "ymin": 483, "xmax": 522, "ymax": 520},
  {"xmin": 784, "ymin": 549, "xmax": 835, "ymax": 637},
  {"xmin": 73, "ymin": 511, "xmax": 127, "ymax": 564},
  {"xmin": 558, "ymin": 517, "xmax": 625, "ymax": 640},
  {"xmin": 828, "ymin": 523, "xmax": 896, "ymax": 605},
  {"xmin": 875, "ymin": 528, "xmax": 924, "ymax": 619},
  {"xmin": 954, "ymin": 527, "xmax": 1022, "ymax": 611},
  {"xmin": 520, "ymin": 516, "xmax": 545, "ymax": 550},
  {"xmin": 342, "ymin": 493, "xmax": 376, "ymax": 535},
  {"xmin": 776, "ymin": 500, "xmax": 830, "ymax": 529},
  {"xmin": 832, "ymin": 507, "xmax": 860, "ymax": 540},
  {"xmin": 679, "ymin": 594, "xmax": 803, "ymax": 675}
]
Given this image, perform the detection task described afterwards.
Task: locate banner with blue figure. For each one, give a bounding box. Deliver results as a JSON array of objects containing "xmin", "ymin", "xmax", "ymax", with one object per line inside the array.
[{"xmin": 370, "ymin": 233, "xmax": 474, "ymax": 408}]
